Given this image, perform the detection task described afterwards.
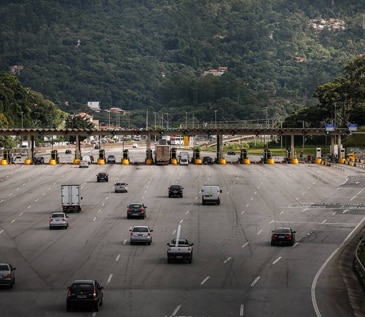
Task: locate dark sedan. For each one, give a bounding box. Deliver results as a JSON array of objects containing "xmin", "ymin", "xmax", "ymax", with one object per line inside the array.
[
  {"xmin": 127, "ymin": 203, "xmax": 147, "ymax": 219},
  {"xmin": 96, "ymin": 172, "xmax": 109, "ymax": 182},
  {"xmin": 271, "ymin": 227, "xmax": 296, "ymax": 246},
  {"xmin": 66, "ymin": 279, "xmax": 104, "ymax": 312}
]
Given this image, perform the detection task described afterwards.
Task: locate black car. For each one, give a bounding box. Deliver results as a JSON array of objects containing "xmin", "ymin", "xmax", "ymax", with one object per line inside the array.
[
  {"xmin": 66, "ymin": 279, "xmax": 104, "ymax": 312},
  {"xmin": 202, "ymin": 156, "xmax": 213, "ymax": 165},
  {"xmin": 168, "ymin": 185, "xmax": 184, "ymax": 198},
  {"xmin": 65, "ymin": 149, "xmax": 72, "ymax": 154},
  {"xmin": 96, "ymin": 172, "xmax": 109, "ymax": 182},
  {"xmin": 107, "ymin": 154, "xmax": 116, "ymax": 163},
  {"xmin": 227, "ymin": 151, "xmax": 236, "ymax": 155},
  {"xmin": 33, "ymin": 156, "xmax": 45, "ymax": 165},
  {"xmin": 271, "ymin": 227, "xmax": 296, "ymax": 246},
  {"xmin": 127, "ymin": 203, "xmax": 147, "ymax": 219}
]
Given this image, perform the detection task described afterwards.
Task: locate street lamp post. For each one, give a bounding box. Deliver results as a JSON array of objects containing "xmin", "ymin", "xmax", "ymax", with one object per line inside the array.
[
  {"xmin": 214, "ymin": 110, "xmax": 217, "ymax": 128},
  {"xmin": 21, "ymin": 111, "xmax": 24, "ymax": 129}
]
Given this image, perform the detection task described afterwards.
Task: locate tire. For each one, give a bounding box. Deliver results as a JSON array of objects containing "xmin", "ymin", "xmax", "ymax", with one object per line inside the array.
[
  {"xmin": 271, "ymin": 241, "xmax": 275, "ymax": 246},
  {"xmin": 66, "ymin": 304, "xmax": 72, "ymax": 312},
  {"xmin": 167, "ymin": 258, "xmax": 172, "ymax": 264},
  {"xmin": 202, "ymin": 200, "xmax": 205, "ymax": 205},
  {"xmin": 100, "ymin": 297, "xmax": 103, "ymax": 306},
  {"xmin": 217, "ymin": 200, "xmax": 220, "ymax": 205},
  {"xmin": 130, "ymin": 241, "xmax": 134, "ymax": 245}
]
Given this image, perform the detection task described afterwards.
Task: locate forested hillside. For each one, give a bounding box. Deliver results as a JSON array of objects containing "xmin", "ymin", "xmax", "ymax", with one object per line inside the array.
[{"xmin": 1, "ymin": 0, "xmax": 365, "ymax": 128}]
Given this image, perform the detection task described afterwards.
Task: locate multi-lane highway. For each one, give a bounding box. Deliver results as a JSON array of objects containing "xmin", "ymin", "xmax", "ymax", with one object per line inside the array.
[{"xmin": 1, "ymin": 148, "xmax": 365, "ymax": 317}]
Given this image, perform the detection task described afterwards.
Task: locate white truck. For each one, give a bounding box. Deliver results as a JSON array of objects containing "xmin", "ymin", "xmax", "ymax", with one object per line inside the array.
[
  {"xmin": 61, "ymin": 185, "xmax": 82, "ymax": 213},
  {"xmin": 201, "ymin": 185, "xmax": 222, "ymax": 205},
  {"xmin": 155, "ymin": 145, "xmax": 170, "ymax": 165},
  {"xmin": 167, "ymin": 238, "xmax": 194, "ymax": 263}
]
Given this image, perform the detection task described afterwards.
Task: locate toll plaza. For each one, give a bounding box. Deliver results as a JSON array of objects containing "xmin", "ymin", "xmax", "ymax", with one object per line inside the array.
[{"xmin": 0, "ymin": 127, "xmax": 352, "ymax": 165}]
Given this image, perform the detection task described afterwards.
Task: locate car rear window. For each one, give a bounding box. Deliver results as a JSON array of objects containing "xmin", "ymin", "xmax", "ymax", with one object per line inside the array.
[
  {"xmin": 52, "ymin": 213, "xmax": 64, "ymax": 218},
  {"xmin": 274, "ymin": 228, "xmax": 291, "ymax": 234},
  {"xmin": 133, "ymin": 227, "xmax": 148, "ymax": 232},
  {"xmin": 0, "ymin": 264, "xmax": 9, "ymax": 270},
  {"xmin": 130, "ymin": 204, "xmax": 142, "ymax": 208},
  {"xmin": 71, "ymin": 284, "xmax": 94, "ymax": 291}
]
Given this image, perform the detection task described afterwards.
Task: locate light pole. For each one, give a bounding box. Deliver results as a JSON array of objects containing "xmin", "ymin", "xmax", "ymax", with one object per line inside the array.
[
  {"xmin": 185, "ymin": 112, "xmax": 188, "ymax": 129},
  {"xmin": 21, "ymin": 111, "xmax": 24, "ymax": 129},
  {"xmin": 165, "ymin": 113, "xmax": 168, "ymax": 129},
  {"xmin": 214, "ymin": 110, "xmax": 217, "ymax": 128}
]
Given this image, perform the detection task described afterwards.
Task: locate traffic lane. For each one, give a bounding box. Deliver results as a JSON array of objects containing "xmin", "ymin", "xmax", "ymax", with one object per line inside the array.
[{"xmin": 0, "ymin": 162, "xmax": 362, "ymax": 314}]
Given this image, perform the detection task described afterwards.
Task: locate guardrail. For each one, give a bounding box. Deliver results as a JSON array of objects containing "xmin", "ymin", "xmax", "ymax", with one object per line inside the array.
[{"xmin": 353, "ymin": 237, "xmax": 365, "ymax": 292}]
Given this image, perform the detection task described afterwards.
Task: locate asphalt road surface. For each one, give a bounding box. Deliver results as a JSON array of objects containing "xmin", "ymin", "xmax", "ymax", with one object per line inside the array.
[{"xmin": 1, "ymin": 148, "xmax": 365, "ymax": 317}]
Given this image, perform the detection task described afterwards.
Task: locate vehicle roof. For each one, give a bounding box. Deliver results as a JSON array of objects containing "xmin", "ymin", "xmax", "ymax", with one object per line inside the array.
[
  {"xmin": 71, "ymin": 279, "xmax": 96, "ymax": 284},
  {"xmin": 169, "ymin": 184, "xmax": 182, "ymax": 188},
  {"xmin": 98, "ymin": 172, "xmax": 107, "ymax": 175},
  {"xmin": 51, "ymin": 212, "xmax": 66, "ymax": 216},
  {"xmin": 0, "ymin": 263, "xmax": 11, "ymax": 269},
  {"xmin": 129, "ymin": 203, "xmax": 144, "ymax": 205}
]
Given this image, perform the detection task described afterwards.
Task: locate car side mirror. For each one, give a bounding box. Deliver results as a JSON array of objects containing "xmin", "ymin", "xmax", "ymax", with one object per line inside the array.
[
  {"xmin": 190, "ymin": 243, "xmax": 194, "ymax": 246},
  {"xmin": 220, "ymin": 190, "xmax": 222, "ymax": 193},
  {"xmin": 293, "ymin": 231, "xmax": 296, "ymax": 233},
  {"xmin": 167, "ymin": 243, "xmax": 170, "ymax": 246},
  {"xmin": 150, "ymin": 229, "xmax": 153, "ymax": 232}
]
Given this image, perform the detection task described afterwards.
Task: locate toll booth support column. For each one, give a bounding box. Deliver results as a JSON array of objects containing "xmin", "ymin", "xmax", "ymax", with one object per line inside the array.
[
  {"xmin": 290, "ymin": 135, "xmax": 295, "ymax": 159},
  {"xmin": 216, "ymin": 135, "xmax": 223, "ymax": 160},
  {"xmin": 27, "ymin": 132, "xmax": 32, "ymax": 159},
  {"xmin": 146, "ymin": 132, "xmax": 151, "ymax": 151},
  {"xmin": 330, "ymin": 135, "xmax": 335, "ymax": 157},
  {"xmin": 75, "ymin": 135, "xmax": 80, "ymax": 159},
  {"xmin": 338, "ymin": 134, "xmax": 343, "ymax": 158}
]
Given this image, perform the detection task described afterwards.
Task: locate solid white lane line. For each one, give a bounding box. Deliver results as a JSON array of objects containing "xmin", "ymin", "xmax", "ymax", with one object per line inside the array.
[
  {"xmin": 200, "ymin": 276, "xmax": 210, "ymax": 285},
  {"xmin": 251, "ymin": 276, "xmax": 260, "ymax": 287},
  {"xmin": 272, "ymin": 256, "xmax": 282, "ymax": 265}
]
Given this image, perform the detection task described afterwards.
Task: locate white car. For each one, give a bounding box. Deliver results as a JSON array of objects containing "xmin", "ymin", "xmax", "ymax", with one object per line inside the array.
[
  {"xmin": 114, "ymin": 182, "xmax": 128, "ymax": 193},
  {"xmin": 79, "ymin": 160, "xmax": 89, "ymax": 168},
  {"xmin": 132, "ymin": 143, "xmax": 139, "ymax": 148},
  {"xmin": 129, "ymin": 226, "xmax": 153, "ymax": 245},
  {"xmin": 49, "ymin": 212, "xmax": 69, "ymax": 229}
]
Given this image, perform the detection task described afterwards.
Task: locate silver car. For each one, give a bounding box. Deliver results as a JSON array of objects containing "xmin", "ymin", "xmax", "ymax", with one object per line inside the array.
[
  {"xmin": 49, "ymin": 212, "xmax": 69, "ymax": 229},
  {"xmin": 115, "ymin": 182, "xmax": 128, "ymax": 193},
  {"xmin": 0, "ymin": 263, "xmax": 16, "ymax": 288},
  {"xmin": 130, "ymin": 226, "xmax": 153, "ymax": 245}
]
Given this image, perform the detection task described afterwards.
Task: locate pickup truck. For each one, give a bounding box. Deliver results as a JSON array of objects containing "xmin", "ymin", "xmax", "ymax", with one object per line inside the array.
[{"xmin": 167, "ymin": 238, "xmax": 194, "ymax": 263}]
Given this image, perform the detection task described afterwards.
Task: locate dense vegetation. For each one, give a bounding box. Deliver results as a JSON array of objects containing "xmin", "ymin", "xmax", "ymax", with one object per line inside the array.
[{"xmin": 1, "ymin": 0, "xmax": 365, "ymax": 129}]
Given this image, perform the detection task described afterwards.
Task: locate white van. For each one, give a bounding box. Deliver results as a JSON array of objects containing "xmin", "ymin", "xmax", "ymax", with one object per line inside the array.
[
  {"xmin": 179, "ymin": 151, "xmax": 190, "ymax": 165},
  {"xmin": 201, "ymin": 185, "xmax": 222, "ymax": 205}
]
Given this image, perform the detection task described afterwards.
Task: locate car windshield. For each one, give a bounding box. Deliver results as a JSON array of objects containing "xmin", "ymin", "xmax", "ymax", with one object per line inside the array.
[{"xmin": 71, "ymin": 283, "xmax": 93, "ymax": 291}]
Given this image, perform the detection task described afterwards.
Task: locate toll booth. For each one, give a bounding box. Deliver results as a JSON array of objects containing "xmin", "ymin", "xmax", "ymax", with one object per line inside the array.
[
  {"xmin": 171, "ymin": 147, "xmax": 177, "ymax": 159},
  {"xmin": 145, "ymin": 149, "xmax": 153, "ymax": 164},
  {"xmin": 99, "ymin": 149, "xmax": 105, "ymax": 160},
  {"xmin": 51, "ymin": 150, "xmax": 59, "ymax": 163},
  {"xmin": 240, "ymin": 149, "xmax": 248, "ymax": 160},
  {"xmin": 240, "ymin": 148, "xmax": 250, "ymax": 164},
  {"xmin": 192, "ymin": 148, "xmax": 201, "ymax": 164},
  {"xmin": 123, "ymin": 149, "xmax": 130, "ymax": 162},
  {"xmin": 3, "ymin": 149, "xmax": 10, "ymax": 163},
  {"xmin": 314, "ymin": 148, "xmax": 322, "ymax": 164},
  {"xmin": 263, "ymin": 148, "xmax": 274, "ymax": 164}
]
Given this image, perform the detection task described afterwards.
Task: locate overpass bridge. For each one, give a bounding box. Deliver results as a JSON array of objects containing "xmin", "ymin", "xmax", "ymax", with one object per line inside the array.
[{"xmin": 0, "ymin": 127, "xmax": 350, "ymax": 165}]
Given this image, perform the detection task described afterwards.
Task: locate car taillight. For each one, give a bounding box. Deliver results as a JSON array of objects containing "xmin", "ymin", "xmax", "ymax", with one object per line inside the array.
[
  {"xmin": 62, "ymin": 218, "xmax": 66, "ymax": 221},
  {"xmin": 272, "ymin": 234, "xmax": 277, "ymax": 238},
  {"xmin": 141, "ymin": 208, "xmax": 144, "ymax": 212},
  {"xmin": 148, "ymin": 233, "xmax": 150, "ymax": 236},
  {"xmin": 188, "ymin": 247, "xmax": 192, "ymax": 252},
  {"xmin": 286, "ymin": 234, "xmax": 292, "ymax": 239},
  {"xmin": 93, "ymin": 289, "xmax": 97, "ymax": 298},
  {"xmin": 6, "ymin": 273, "xmax": 12, "ymax": 279},
  {"xmin": 127, "ymin": 208, "xmax": 130, "ymax": 212},
  {"xmin": 67, "ymin": 289, "xmax": 71, "ymax": 297}
]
